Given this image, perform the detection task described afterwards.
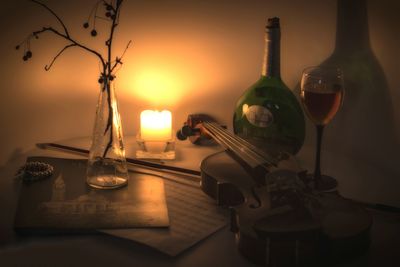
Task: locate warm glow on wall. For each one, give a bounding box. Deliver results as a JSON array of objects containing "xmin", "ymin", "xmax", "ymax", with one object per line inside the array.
[{"xmin": 130, "ymin": 68, "xmax": 184, "ymax": 107}]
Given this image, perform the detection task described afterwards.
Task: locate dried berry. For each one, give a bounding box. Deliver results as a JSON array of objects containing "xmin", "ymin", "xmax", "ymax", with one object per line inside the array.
[
  {"xmin": 98, "ymin": 78, "xmax": 104, "ymax": 84},
  {"xmin": 26, "ymin": 51, "xmax": 32, "ymax": 58},
  {"xmin": 15, "ymin": 45, "xmax": 20, "ymax": 50},
  {"xmin": 23, "ymin": 56, "xmax": 28, "ymax": 61},
  {"xmin": 91, "ymin": 29, "xmax": 97, "ymax": 37},
  {"xmin": 105, "ymin": 12, "xmax": 111, "ymax": 17},
  {"xmin": 109, "ymin": 75, "xmax": 114, "ymax": 81},
  {"xmin": 83, "ymin": 22, "xmax": 89, "ymax": 29},
  {"xmin": 106, "ymin": 5, "xmax": 112, "ymax": 11}
]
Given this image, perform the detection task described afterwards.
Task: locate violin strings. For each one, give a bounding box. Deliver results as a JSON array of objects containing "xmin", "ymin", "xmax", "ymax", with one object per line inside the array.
[
  {"xmin": 203, "ymin": 122, "xmax": 277, "ymax": 167},
  {"xmin": 204, "ymin": 122, "xmax": 274, "ymax": 163},
  {"xmin": 206, "ymin": 122, "xmax": 278, "ymax": 165},
  {"xmin": 204, "ymin": 122, "xmax": 265, "ymax": 162},
  {"xmin": 203, "ymin": 122, "xmax": 294, "ymax": 187},
  {"xmin": 204, "ymin": 122, "xmax": 270, "ymax": 166},
  {"xmin": 204, "ymin": 124, "xmax": 262, "ymax": 168},
  {"xmin": 204, "ymin": 125, "xmax": 265, "ymax": 168},
  {"xmin": 204, "ymin": 123, "xmax": 280, "ymax": 179},
  {"xmin": 202, "ymin": 122, "xmax": 309, "ymax": 204}
]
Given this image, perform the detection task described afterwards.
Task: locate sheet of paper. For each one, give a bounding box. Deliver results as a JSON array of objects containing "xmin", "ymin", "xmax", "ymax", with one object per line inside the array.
[
  {"xmin": 15, "ymin": 157, "xmax": 169, "ymax": 232},
  {"xmin": 102, "ymin": 170, "xmax": 228, "ymax": 256},
  {"xmin": 31, "ymin": 140, "xmax": 229, "ymax": 255}
]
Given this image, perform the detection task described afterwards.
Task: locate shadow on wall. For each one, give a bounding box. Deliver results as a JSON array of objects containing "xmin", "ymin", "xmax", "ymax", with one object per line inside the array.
[{"xmin": 300, "ymin": 0, "xmax": 399, "ymax": 174}]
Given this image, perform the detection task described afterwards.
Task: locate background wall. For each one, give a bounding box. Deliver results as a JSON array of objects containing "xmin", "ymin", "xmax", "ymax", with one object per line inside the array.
[{"xmin": 0, "ymin": 0, "xmax": 399, "ymax": 167}]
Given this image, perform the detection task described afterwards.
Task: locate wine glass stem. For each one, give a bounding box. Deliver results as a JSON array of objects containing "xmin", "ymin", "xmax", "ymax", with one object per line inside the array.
[{"xmin": 314, "ymin": 125, "xmax": 324, "ymax": 184}]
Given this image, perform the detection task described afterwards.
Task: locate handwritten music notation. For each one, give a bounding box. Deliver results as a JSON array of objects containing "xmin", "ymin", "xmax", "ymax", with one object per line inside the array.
[{"xmin": 102, "ymin": 172, "xmax": 228, "ymax": 256}]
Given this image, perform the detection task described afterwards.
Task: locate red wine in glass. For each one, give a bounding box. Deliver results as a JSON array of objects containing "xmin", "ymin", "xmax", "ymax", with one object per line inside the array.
[
  {"xmin": 300, "ymin": 67, "xmax": 344, "ymax": 191},
  {"xmin": 302, "ymin": 90, "xmax": 343, "ymax": 125}
]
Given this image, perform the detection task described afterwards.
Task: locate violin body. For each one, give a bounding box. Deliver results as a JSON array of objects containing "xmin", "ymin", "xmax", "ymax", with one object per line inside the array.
[
  {"xmin": 201, "ymin": 151, "xmax": 371, "ymax": 266},
  {"xmin": 179, "ymin": 114, "xmax": 372, "ymax": 266}
]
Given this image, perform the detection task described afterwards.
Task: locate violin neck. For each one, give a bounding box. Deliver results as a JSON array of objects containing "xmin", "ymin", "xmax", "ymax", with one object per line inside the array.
[{"xmin": 202, "ymin": 121, "xmax": 277, "ymax": 181}]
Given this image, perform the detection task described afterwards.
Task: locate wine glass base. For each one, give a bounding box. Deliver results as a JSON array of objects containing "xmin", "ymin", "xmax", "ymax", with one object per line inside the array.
[{"xmin": 308, "ymin": 174, "xmax": 338, "ymax": 192}]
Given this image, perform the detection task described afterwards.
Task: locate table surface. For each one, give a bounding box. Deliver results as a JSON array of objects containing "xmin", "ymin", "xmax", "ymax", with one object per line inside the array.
[{"xmin": 1, "ymin": 137, "xmax": 399, "ymax": 267}]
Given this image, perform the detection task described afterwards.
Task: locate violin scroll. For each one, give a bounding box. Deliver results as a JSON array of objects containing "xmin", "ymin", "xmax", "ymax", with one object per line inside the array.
[
  {"xmin": 176, "ymin": 114, "xmax": 216, "ymax": 145},
  {"xmin": 176, "ymin": 125, "xmax": 199, "ymax": 141}
]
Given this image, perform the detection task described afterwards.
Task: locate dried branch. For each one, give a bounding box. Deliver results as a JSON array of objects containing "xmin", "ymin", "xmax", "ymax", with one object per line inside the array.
[
  {"xmin": 32, "ymin": 26, "xmax": 107, "ymax": 70},
  {"xmin": 110, "ymin": 40, "xmax": 132, "ymax": 72},
  {"xmin": 45, "ymin": 44, "xmax": 77, "ymax": 71},
  {"xmin": 30, "ymin": 0, "xmax": 70, "ymax": 38},
  {"xmin": 102, "ymin": 0, "xmax": 125, "ymax": 157},
  {"xmin": 106, "ymin": 0, "xmax": 124, "ymax": 73},
  {"xmin": 102, "ymin": 0, "xmax": 117, "ymax": 13},
  {"xmin": 18, "ymin": 0, "xmax": 131, "ymax": 159}
]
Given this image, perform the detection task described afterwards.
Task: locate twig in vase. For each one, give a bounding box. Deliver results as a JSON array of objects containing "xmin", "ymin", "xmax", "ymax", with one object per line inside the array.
[{"xmin": 16, "ymin": 0, "xmax": 132, "ymax": 159}]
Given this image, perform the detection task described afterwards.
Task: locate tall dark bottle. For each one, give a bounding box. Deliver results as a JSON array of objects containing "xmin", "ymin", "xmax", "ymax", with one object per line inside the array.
[
  {"xmin": 317, "ymin": 0, "xmax": 399, "ymax": 172},
  {"xmin": 233, "ymin": 17, "xmax": 305, "ymax": 155}
]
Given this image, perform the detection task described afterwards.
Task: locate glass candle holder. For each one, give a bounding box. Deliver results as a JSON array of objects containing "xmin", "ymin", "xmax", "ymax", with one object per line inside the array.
[{"xmin": 135, "ymin": 110, "xmax": 175, "ymax": 160}]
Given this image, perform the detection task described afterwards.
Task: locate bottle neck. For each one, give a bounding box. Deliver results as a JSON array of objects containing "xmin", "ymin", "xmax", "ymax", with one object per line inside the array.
[
  {"xmin": 334, "ymin": 0, "xmax": 371, "ymax": 54},
  {"xmin": 262, "ymin": 27, "xmax": 281, "ymax": 78}
]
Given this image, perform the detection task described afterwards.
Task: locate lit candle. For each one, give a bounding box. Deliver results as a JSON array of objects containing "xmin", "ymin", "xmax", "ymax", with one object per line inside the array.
[{"xmin": 140, "ymin": 110, "xmax": 172, "ymax": 141}]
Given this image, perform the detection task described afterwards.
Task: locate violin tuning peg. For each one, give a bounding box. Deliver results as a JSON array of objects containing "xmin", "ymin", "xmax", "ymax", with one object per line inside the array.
[
  {"xmin": 177, "ymin": 125, "xmax": 201, "ymax": 141},
  {"xmin": 176, "ymin": 128, "xmax": 188, "ymax": 140},
  {"xmin": 181, "ymin": 125, "xmax": 193, "ymax": 136},
  {"xmin": 176, "ymin": 125, "xmax": 192, "ymax": 140}
]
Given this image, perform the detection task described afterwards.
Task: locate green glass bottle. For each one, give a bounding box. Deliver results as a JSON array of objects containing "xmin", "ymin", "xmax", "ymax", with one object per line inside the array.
[{"xmin": 233, "ymin": 17, "xmax": 305, "ymax": 155}]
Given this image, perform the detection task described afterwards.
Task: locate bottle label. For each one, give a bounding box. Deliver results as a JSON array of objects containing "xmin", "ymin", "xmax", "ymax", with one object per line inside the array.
[{"xmin": 242, "ymin": 104, "xmax": 274, "ymax": 128}]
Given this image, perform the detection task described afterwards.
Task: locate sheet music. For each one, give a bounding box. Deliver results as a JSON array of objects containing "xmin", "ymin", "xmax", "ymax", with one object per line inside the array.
[
  {"xmin": 14, "ymin": 158, "xmax": 170, "ymax": 231},
  {"xmin": 31, "ymin": 138, "xmax": 229, "ymax": 255},
  {"xmin": 101, "ymin": 172, "xmax": 228, "ymax": 256}
]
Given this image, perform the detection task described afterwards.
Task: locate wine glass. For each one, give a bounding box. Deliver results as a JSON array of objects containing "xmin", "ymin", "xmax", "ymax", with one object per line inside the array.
[{"xmin": 300, "ymin": 66, "xmax": 344, "ymax": 191}]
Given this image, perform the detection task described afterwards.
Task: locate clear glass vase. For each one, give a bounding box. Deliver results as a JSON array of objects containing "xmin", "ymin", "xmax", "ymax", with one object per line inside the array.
[{"xmin": 86, "ymin": 79, "xmax": 129, "ymax": 189}]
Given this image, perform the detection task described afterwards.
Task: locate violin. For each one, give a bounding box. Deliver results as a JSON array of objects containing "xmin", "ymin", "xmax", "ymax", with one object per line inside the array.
[{"xmin": 177, "ymin": 114, "xmax": 372, "ymax": 266}]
